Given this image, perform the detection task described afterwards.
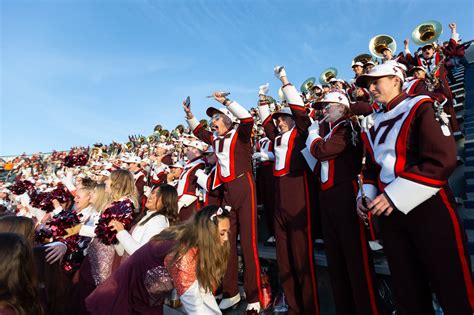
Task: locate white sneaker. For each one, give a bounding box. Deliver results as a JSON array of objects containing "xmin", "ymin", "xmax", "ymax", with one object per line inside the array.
[
  {"xmin": 218, "ymin": 293, "xmax": 241, "ymax": 310},
  {"xmin": 246, "ymin": 301, "xmax": 261, "ymax": 311},
  {"xmin": 369, "ymin": 240, "xmax": 383, "ymax": 251}
]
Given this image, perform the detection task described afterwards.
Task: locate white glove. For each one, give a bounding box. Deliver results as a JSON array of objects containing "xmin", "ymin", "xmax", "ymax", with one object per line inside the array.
[
  {"xmin": 307, "ymin": 121, "xmax": 320, "ymax": 135},
  {"xmin": 252, "ymin": 152, "xmax": 262, "ymax": 160},
  {"xmin": 361, "ymin": 115, "xmax": 375, "ymax": 132},
  {"xmin": 274, "ymin": 66, "xmax": 287, "ymax": 79},
  {"xmin": 259, "ymin": 83, "xmax": 270, "ymax": 96}
]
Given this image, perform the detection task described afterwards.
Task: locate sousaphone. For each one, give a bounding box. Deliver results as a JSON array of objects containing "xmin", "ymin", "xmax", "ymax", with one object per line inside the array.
[
  {"xmin": 352, "ymin": 53, "xmax": 373, "ymax": 66},
  {"xmin": 300, "ymin": 77, "xmax": 316, "ymax": 94},
  {"xmin": 369, "ymin": 34, "xmax": 397, "ymax": 58},
  {"xmin": 411, "ymin": 20, "xmax": 443, "ymax": 46},
  {"xmin": 319, "ymin": 67, "xmax": 338, "ymax": 85}
]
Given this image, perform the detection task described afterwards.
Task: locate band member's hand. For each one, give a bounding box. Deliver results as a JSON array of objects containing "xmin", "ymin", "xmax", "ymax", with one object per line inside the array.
[
  {"xmin": 212, "ymin": 91, "xmax": 227, "ymax": 104},
  {"xmin": 109, "ymin": 219, "xmax": 125, "ymax": 232},
  {"xmin": 356, "ymin": 197, "xmax": 371, "ymax": 219},
  {"xmin": 273, "ymin": 66, "xmax": 287, "ymax": 80},
  {"xmin": 259, "ymin": 83, "xmax": 270, "ymax": 96},
  {"xmin": 369, "ymin": 193, "xmax": 394, "ymax": 216},
  {"xmin": 182, "ymin": 100, "xmax": 193, "ymax": 119},
  {"xmin": 52, "ymin": 199, "xmax": 61, "ymax": 209},
  {"xmin": 404, "ymin": 38, "xmax": 409, "ymax": 48},
  {"xmin": 449, "ymin": 23, "xmax": 456, "ymax": 31},
  {"xmin": 355, "ymin": 88, "xmax": 365, "ymax": 97}
]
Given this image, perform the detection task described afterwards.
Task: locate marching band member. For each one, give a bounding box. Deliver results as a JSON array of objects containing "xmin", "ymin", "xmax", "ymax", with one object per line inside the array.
[
  {"xmin": 175, "ymin": 139, "xmax": 207, "ymax": 222},
  {"xmin": 258, "ymin": 68, "xmax": 319, "ymax": 315},
  {"xmin": 125, "ymin": 156, "xmax": 147, "ymax": 213},
  {"xmin": 356, "ymin": 64, "xmax": 473, "ymax": 314},
  {"xmin": 183, "ymin": 95, "xmax": 263, "ymax": 313},
  {"xmin": 305, "ymin": 91, "xmax": 381, "ymax": 315},
  {"xmin": 404, "ymin": 22, "xmax": 460, "ymax": 132}
]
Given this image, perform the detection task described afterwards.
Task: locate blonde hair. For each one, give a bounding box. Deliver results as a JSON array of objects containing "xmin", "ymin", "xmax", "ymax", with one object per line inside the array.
[
  {"xmin": 108, "ymin": 169, "xmax": 138, "ymax": 208},
  {"xmin": 92, "ymin": 183, "xmax": 108, "ymax": 213},
  {"xmin": 152, "ymin": 205, "xmax": 230, "ymax": 292}
]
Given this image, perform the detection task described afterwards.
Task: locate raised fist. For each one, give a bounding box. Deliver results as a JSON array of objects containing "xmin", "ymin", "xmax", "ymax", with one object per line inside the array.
[
  {"xmin": 259, "ymin": 83, "xmax": 270, "ymax": 96},
  {"xmin": 274, "ymin": 66, "xmax": 287, "ymax": 79}
]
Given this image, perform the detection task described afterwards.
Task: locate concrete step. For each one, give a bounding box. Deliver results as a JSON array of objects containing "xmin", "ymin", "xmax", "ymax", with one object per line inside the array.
[
  {"xmin": 452, "ymin": 88, "xmax": 465, "ymax": 95},
  {"xmin": 457, "ymin": 112, "xmax": 465, "ymax": 122},
  {"xmin": 454, "ymin": 102, "xmax": 465, "ymax": 111},
  {"xmin": 466, "ymin": 167, "xmax": 474, "ymax": 179},
  {"xmin": 467, "ymin": 178, "xmax": 474, "ymax": 191},
  {"xmin": 454, "ymin": 131, "xmax": 464, "ymax": 140},
  {"xmin": 465, "ymin": 156, "xmax": 474, "ymax": 166},
  {"xmin": 450, "ymin": 82, "xmax": 464, "ymax": 89}
]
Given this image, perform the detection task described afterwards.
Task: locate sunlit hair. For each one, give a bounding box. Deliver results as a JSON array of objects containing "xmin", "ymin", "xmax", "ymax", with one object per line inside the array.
[
  {"xmin": 152, "ymin": 205, "xmax": 230, "ymax": 292},
  {"xmin": 139, "ymin": 184, "xmax": 178, "ymax": 226},
  {"xmin": 0, "ymin": 233, "xmax": 43, "ymax": 315},
  {"xmin": 92, "ymin": 183, "xmax": 109, "ymax": 213},
  {"xmin": 108, "ymin": 169, "xmax": 138, "ymax": 207},
  {"xmin": 0, "ymin": 216, "xmax": 35, "ymax": 246}
]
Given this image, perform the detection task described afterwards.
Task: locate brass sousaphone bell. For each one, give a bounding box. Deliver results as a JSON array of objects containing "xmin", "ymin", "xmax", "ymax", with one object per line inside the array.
[
  {"xmin": 319, "ymin": 67, "xmax": 338, "ymax": 85},
  {"xmin": 352, "ymin": 53, "xmax": 373, "ymax": 66},
  {"xmin": 411, "ymin": 20, "xmax": 443, "ymax": 47},
  {"xmin": 369, "ymin": 34, "xmax": 397, "ymax": 58},
  {"xmin": 147, "ymin": 135, "xmax": 157, "ymax": 144},
  {"xmin": 300, "ymin": 77, "xmax": 316, "ymax": 94}
]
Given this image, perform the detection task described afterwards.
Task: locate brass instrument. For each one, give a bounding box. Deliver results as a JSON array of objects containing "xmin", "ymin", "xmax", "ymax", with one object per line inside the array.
[
  {"xmin": 300, "ymin": 77, "xmax": 316, "ymax": 94},
  {"xmin": 319, "ymin": 67, "xmax": 338, "ymax": 84},
  {"xmin": 138, "ymin": 136, "xmax": 146, "ymax": 144},
  {"xmin": 126, "ymin": 142, "xmax": 134, "ymax": 150},
  {"xmin": 154, "ymin": 124, "xmax": 163, "ymax": 133},
  {"xmin": 101, "ymin": 152, "xmax": 109, "ymax": 160},
  {"xmin": 90, "ymin": 147, "xmax": 102, "ymax": 159},
  {"xmin": 160, "ymin": 129, "xmax": 170, "ymax": 138},
  {"xmin": 352, "ymin": 53, "xmax": 373, "ymax": 66},
  {"xmin": 369, "ymin": 34, "xmax": 397, "ymax": 58},
  {"xmin": 425, "ymin": 49, "xmax": 445, "ymax": 92},
  {"xmin": 411, "ymin": 20, "xmax": 443, "ymax": 46},
  {"xmin": 147, "ymin": 135, "xmax": 157, "ymax": 144}
]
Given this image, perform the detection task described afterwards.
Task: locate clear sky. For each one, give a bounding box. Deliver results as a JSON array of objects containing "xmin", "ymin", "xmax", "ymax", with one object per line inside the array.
[{"xmin": 1, "ymin": 0, "xmax": 473, "ymax": 155}]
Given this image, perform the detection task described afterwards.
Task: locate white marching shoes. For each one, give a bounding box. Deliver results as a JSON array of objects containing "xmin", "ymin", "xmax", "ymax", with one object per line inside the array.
[{"xmin": 218, "ymin": 293, "xmax": 241, "ymax": 310}]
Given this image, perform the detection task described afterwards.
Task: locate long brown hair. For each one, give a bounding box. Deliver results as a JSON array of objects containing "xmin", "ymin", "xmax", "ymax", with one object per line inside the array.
[
  {"xmin": 0, "ymin": 233, "xmax": 43, "ymax": 315},
  {"xmin": 152, "ymin": 205, "xmax": 230, "ymax": 292},
  {"xmin": 0, "ymin": 216, "xmax": 35, "ymax": 246},
  {"xmin": 108, "ymin": 169, "xmax": 138, "ymax": 207},
  {"xmin": 91, "ymin": 183, "xmax": 108, "ymax": 212},
  {"xmin": 140, "ymin": 184, "xmax": 178, "ymax": 226}
]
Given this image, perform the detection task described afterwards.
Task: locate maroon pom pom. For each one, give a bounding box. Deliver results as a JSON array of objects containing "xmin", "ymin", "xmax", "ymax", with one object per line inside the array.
[{"xmin": 95, "ymin": 199, "xmax": 135, "ymax": 245}]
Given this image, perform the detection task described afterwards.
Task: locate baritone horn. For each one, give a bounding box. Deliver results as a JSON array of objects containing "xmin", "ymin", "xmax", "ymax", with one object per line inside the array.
[
  {"xmin": 147, "ymin": 135, "xmax": 157, "ymax": 144},
  {"xmin": 319, "ymin": 67, "xmax": 338, "ymax": 84},
  {"xmin": 411, "ymin": 20, "xmax": 443, "ymax": 46},
  {"xmin": 369, "ymin": 34, "xmax": 397, "ymax": 58}
]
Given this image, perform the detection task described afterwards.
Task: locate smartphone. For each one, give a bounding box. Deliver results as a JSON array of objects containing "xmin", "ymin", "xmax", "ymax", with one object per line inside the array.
[{"xmin": 185, "ymin": 96, "xmax": 191, "ymax": 108}]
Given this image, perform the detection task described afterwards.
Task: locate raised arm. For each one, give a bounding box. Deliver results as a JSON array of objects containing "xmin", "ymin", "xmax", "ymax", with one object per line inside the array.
[{"xmin": 183, "ymin": 99, "xmax": 214, "ymax": 145}]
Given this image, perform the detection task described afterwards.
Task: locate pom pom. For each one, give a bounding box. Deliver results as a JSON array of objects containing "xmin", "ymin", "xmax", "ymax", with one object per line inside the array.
[
  {"xmin": 94, "ymin": 199, "xmax": 135, "ymax": 245},
  {"xmin": 9, "ymin": 180, "xmax": 35, "ymax": 196},
  {"xmin": 63, "ymin": 151, "xmax": 89, "ymax": 168}
]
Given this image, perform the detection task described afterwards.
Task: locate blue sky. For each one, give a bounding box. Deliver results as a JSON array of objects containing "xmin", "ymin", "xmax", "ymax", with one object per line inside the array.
[{"xmin": 1, "ymin": 0, "xmax": 473, "ymax": 155}]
